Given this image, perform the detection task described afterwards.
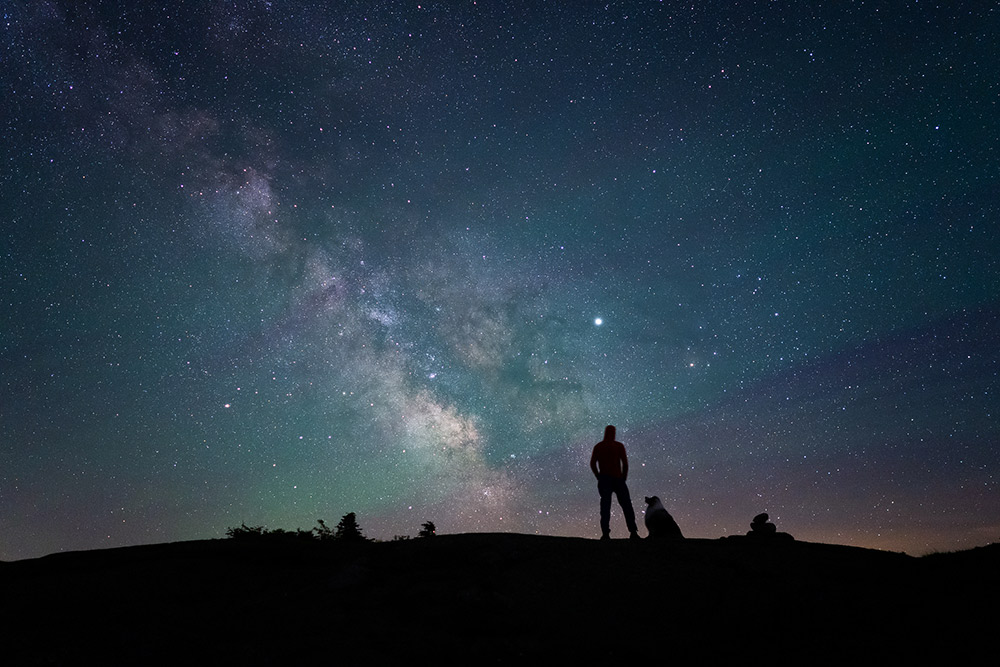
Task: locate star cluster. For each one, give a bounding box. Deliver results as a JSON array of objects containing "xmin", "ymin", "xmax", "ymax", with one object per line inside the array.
[{"xmin": 2, "ymin": 1, "xmax": 997, "ymax": 559}]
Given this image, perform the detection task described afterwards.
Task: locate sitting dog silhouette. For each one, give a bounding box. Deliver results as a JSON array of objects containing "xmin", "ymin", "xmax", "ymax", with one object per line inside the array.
[{"xmin": 644, "ymin": 496, "xmax": 684, "ymax": 539}]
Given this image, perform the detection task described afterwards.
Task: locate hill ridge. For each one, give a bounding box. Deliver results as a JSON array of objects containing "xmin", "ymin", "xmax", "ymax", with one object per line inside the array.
[{"xmin": 3, "ymin": 533, "xmax": 994, "ymax": 664}]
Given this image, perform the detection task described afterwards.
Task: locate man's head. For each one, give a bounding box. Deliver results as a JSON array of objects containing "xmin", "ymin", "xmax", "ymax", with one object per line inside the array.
[{"xmin": 604, "ymin": 424, "xmax": 616, "ymax": 441}]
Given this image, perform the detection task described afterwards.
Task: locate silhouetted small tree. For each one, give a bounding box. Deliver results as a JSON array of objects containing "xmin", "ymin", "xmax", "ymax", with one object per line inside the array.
[
  {"xmin": 335, "ymin": 512, "xmax": 366, "ymax": 542},
  {"xmin": 418, "ymin": 521, "xmax": 436, "ymax": 538}
]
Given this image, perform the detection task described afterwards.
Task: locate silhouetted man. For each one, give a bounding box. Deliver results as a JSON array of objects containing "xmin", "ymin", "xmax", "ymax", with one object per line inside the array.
[{"xmin": 590, "ymin": 425, "xmax": 640, "ymax": 540}]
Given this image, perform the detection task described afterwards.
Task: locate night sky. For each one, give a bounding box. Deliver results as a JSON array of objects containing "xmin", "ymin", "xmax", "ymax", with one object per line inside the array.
[{"xmin": 3, "ymin": 1, "xmax": 998, "ymax": 560}]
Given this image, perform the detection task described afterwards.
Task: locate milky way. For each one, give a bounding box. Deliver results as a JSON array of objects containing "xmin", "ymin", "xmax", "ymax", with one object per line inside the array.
[{"xmin": 2, "ymin": 2, "xmax": 998, "ymax": 559}]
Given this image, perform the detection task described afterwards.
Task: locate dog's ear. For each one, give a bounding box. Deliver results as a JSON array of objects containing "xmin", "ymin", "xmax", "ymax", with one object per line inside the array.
[{"xmin": 644, "ymin": 496, "xmax": 652, "ymax": 503}]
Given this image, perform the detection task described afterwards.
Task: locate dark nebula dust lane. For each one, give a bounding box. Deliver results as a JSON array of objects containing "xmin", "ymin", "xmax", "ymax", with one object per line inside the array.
[{"xmin": 2, "ymin": 1, "xmax": 997, "ymax": 560}]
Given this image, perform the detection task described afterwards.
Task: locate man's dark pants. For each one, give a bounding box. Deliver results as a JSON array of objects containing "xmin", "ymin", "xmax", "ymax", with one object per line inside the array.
[{"xmin": 597, "ymin": 475, "xmax": 639, "ymax": 537}]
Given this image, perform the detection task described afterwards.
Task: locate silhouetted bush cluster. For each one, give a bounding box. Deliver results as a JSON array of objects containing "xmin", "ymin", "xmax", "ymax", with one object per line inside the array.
[
  {"xmin": 225, "ymin": 515, "xmax": 438, "ymax": 542},
  {"xmin": 225, "ymin": 514, "xmax": 366, "ymax": 543},
  {"xmin": 225, "ymin": 523, "xmax": 317, "ymax": 543}
]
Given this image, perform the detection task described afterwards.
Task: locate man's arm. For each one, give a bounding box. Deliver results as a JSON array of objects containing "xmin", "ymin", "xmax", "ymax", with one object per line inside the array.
[
  {"xmin": 590, "ymin": 446, "xmax": 600, "ymax": 478},
  {"xmin": 619, "ymin": 443, "xmax": 629, "ymax": 480}
]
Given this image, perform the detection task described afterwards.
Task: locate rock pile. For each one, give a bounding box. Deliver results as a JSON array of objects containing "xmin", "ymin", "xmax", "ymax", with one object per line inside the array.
[{"xmin": 746, "ymin": 512, "xmax": 793, "ymax": 541}]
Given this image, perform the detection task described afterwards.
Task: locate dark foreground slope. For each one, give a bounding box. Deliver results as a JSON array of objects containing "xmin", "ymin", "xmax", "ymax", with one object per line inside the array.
[{"xmin": 3, "ymin": 534, "xmax": 996, "ymax": 665}]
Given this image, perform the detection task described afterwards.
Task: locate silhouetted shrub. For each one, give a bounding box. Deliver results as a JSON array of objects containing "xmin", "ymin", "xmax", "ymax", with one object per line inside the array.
[
  {"xmin": 314, "ymin": 519, "xmax": 334, "ymax": 541},
  {"xmin": 419, "ymin": 521, "xmax": 436, "ymax": 538}
]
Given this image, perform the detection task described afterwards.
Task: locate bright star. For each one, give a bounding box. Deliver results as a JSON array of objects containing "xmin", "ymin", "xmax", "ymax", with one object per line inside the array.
[{"xmin": 594, "ymin": 318, "xmax": 603, "ymax": 326}]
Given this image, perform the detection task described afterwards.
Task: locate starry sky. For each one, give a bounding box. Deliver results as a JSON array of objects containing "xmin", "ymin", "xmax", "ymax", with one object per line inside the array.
[{"xmin": 2, "ymin": 1, "xmax": 998, "ymax": 560}]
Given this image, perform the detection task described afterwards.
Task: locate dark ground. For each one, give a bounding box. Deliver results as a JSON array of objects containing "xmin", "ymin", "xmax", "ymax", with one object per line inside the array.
[{"xmin": 2, "ymin": 534, "xmax": 996, "ymax": 665}]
